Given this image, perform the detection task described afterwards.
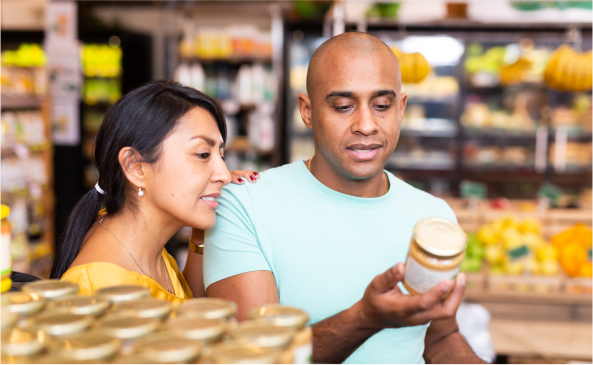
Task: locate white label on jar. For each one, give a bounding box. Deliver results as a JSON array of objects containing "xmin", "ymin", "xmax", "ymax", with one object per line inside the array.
[
  {"xmin": 293, "ymin": 342, "xmax": 313, "ymax": 364},
  {"xmin": 1, "ymin": 232, "xmax": 11, "ymax": 276},
  {"xmin": 404, "ymin": 255, "xmax": 459, "ymax": 294}
]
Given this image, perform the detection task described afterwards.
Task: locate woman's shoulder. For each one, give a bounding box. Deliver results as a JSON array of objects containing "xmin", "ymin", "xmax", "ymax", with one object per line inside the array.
[{"xmin": 61, "ymin": 262, "xmax": 147, "ymax": 295}]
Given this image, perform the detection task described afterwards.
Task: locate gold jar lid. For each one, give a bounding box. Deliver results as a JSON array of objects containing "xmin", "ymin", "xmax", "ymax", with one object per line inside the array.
[
  {"xmin": 2, "ymin": 292, "xmax": 46, "ymax": 316},
  {"xmin": 36, "ymin": 312, "xmax": 93, "ymax": 337},
  {"xmin": 1, "ymin": 327, "xmax": 46, "ymax": 356},
  {"xmin": 47, "ymin": 295, "xmax": 110, "ymax": 317},
  {"xmin": 99, "ymin": 314, "xmax": 159, "ymax": 339},
  {"xmin": 209, "ymin": 341, "xmax": 280, "ymax": 364},
  {"xmin": 135, "ymin": 333, "xmax": 201, "ymax": 363},
  {"xmin": 413, "ymin": 217, "xmax": 467, "ymax": 257},
  {"xmin": 230, "ymin": 320, "xmax": 294, "ymax": 349},
  {"xmin": 166, "ymin": 317, "xmax": 226, "ymax": 342},
  {"xmin": 112, "ymin": 298, "xmax": 172, "ymax": 320},
  {"xmin": 48, "ymin": 331, "xmax": 120, "ymax": 362},
  {"xmin": 176, "ymin": 298, "xmax": 237, "ymax": 320},
  {"xmin": 1, "ymin": 307, "xmax": 18, "ymax": 331},
  {"xmin": 248, "ymin": 304, "xmax": 308, "ymax": 330},
  {"xmin": 21, "ymin": 280, "xmax": 79, "ymax": 300},
  {"xmin": 95, "ymin": 285, "xmax": 151, "ymax": 304}
]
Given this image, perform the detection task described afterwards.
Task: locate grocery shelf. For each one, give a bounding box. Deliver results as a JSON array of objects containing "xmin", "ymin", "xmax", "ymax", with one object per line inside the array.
[
  {"xmin": 385, "ymin": 162, "xmax": 455, "ymax": 171},
  {"xmin": 463, "ymin": 128, "xmax": 537, "ymax": 139},
  {"xmin": 400, "ymin": 118, "xmax": 457, "ymax": 137},
  {"xmin": 1, "ymin": 94, "xmax": 44, "ymax": 109}
]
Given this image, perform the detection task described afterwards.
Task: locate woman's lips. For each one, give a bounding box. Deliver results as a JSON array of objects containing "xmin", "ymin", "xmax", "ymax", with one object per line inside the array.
[
  {"xmin": 201, "ymin": 196, "xmax": 219, "ymax": 209},
  {"xmin": 347, "ymin": 147, "xmax": 380, "ymax": 161}
]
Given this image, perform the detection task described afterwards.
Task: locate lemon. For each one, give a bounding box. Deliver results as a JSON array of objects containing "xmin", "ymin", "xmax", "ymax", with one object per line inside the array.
[{"xmin": 536, "ymin": 245, "xmax": 558, "ymax": 262}]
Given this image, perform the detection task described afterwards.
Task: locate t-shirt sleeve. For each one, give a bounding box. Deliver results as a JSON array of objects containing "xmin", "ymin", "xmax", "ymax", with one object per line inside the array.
[
  {"xmin": 203, "ymin": 185, "xmax": 271, "ymax": 289},
  {"xmin": 436, "ymin": 198, "xmax": 458, "ymax": 224}
]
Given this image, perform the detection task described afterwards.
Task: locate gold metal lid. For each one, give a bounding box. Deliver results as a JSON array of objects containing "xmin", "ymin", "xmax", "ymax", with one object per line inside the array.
[
  {"xmin": 48, "ymin": 331, "xmax": 120, "ymax": 361},
  {"xmin": 209, "ymin": 341, "xmax": 280, "ymax": 364},
  {"xmin": 99, "ymin": 314, "xmax": 159, "ymax": 339},
  {"xmin": 46, "ymin": 295, "xmax": 110, "ymax": 317},
  {"xmin": 35, "ymin": 313, "xmax": 93, "ymax": 337},
  {"xmin": 135, "ymin": 333, "xmax": 201, "ymax": 363},
  {"xmin": 176, "ymin": 298, "xmax": 237, "ymax": 320},
  {"xmin": 166, "ymin": 317, "xmax": 227, "ymax": 342},
  {"xmin": 2, "ymin": 292, "xmax": 46, "ymax": 316},
  {"xmin": 112, "ymin": 298, "xmax": 172, "ymax": 319},
  {"xmin": 1, "ymin": 327, "xmax": 46, "ymax": 356},
  {"xmin": 1, "ymin": 307, "xmax": 18, "ymax": 331},
  {"xmin": 230, "ymin": 320, "xmax": 294, "ymax": 349},
  {"xmin": 248, "ymin": 304, "xmax": 309, "ymax": 330},
  {"xmin": 413, "ymin": 217, "xmax": 467, "ymax": 257},
  {"xmin": 21, "ymin": 280, "xmax": 79, "ymax": 300},
  {"xmin": 95, "ymin": 285, "xmax": 151, "ymax": 304}
]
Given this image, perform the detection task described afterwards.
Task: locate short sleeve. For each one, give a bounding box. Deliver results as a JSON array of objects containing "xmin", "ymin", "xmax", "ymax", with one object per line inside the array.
[
  {"xmin": 203, "ymin": 185, "xmax": 271, "ymax": 289},
  {"xmin": 436, "ymin": 198, "xmax": 458, "ymax": 224}
]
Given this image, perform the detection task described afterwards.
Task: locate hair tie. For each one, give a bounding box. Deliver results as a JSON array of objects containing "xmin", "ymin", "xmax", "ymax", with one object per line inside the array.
[{"xmin": 95, "ymin": 183, "xmax": 105, "ymax": 195}]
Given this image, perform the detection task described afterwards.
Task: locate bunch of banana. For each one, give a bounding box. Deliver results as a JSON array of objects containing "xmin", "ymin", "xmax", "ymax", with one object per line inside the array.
[
  {"xmin": 544, "ymin": 45, "xmax": 592, "ymax": 92},
  {"xmin": 499, "ymin": 56, "xmax": 534, "ymax": 86},
  {"xmin": 391, "ymin": 47, "xmax": 431, "ymax": 84}
]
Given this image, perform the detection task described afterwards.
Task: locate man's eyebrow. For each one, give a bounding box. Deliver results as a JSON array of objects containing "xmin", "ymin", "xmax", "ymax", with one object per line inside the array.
[
  {"xmin": 189, "ymin": 135, "xmax": 225, "ymax": 148},
  {"xmin": 371, "ymin": 90, "xmax": 396, "ymax": 98},
  {"xmin": 325, "ymin": 91, "xmax": 354, "ymax": 101}
]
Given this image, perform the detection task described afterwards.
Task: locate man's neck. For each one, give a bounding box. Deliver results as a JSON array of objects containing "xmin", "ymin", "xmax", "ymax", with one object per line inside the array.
[{"xmin": 306, "ymin": 157, "xmax": 387, "ymax": 198}]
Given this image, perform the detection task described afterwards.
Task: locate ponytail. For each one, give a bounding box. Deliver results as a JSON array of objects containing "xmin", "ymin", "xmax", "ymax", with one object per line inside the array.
[{"xmin": 49, "ymin": 80, "xmax": 227, "ymax": 278}]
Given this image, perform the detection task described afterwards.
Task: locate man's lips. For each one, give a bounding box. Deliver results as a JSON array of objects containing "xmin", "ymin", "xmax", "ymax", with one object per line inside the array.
[
  {"xmin": 201, "ymin": 193, "xmax": 221, "ymax": 209},
  {"xmin": 346, "ymin": 143, "xmax": 382, "ymax": 161}
]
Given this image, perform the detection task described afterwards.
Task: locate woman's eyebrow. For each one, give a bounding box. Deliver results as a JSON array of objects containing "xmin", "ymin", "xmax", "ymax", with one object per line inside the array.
[{"xmin": 189, "ymin": 135, "xmax": 226, "ymax": 149}]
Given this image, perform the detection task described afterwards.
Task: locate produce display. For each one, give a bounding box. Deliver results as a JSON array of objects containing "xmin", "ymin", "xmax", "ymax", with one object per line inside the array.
[
  {"xmin": 544, "ymin": 45, "xmax": 593, "ymax": 92},
  {"xmin": 552, "ymin": 224, "xmax": 592, "ymax": 277},
  {"xmin": 390, "ymin": 47, "xmax": 431, "ymax": 84},
  {"xmin": 1, "ymin": 44, "xmax": 46, "ymax": 68},
  {"xmin": 81, "ymin": 44, "xmax": 122, "ymax": 78}
]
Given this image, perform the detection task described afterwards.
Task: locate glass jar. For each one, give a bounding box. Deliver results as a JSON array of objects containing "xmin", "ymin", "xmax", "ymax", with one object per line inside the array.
[
  {"xmin": 175, "ymin": 298, "xmax": 237, "ymax": 321},
  {"xmin": 95, "ymin": 285, "xmax": 150, "ymax": 305},
  {"xmin": 134, "ymin": 333, "xmax": 201, "ymax": 364},
  {"xmin": 2, "ymin": 292, "xmax": 46, "ymax": 328},
  {"xmin": 1, "ymin": 307, "xmax": 18, "ymax": 331},
  {"xmin": 402, "ymin": 217, "xmax": 467, "ymax": 295},
  {"xmin": 207, "ymin": 340, "xmax": 280, "ymax": 364},
  {"xmin": 47, "ymin": 331, "xmax": 120, "ymax": 363},
  {"xmin": 249, "ymin": 304, "xmax": 312, "ymax": 364},
  {"xmin": 229, "ymin": 319, "xmax": 295, "ymax": 364},
  {"xmin": 35, "ymin": 312, "xmax": 93, "ymax": 339},
  {"xmin": 1, "ymin": 327, "xmax": 46, "ymax": 364},
  {"xmin": 98, "ymin": 313, "xmax": 159, "ymax": 356},
  {"xmin": 46, "ymin": 295, "xmax": 110, "ymax": 317},
  {"xmin": 22, "ymin": 280, "xmax": 79, "ymax": 300},
  {"xmin": 166, "ymin": 317, "xmax": 227, "ymax": 345},
  {"xmin": 1, "ymin": 205, "xmax": 12, "ymax": 291},
  {"xmin": 112, "ymin": 298, "xmax": 171, "ymax": 320}
]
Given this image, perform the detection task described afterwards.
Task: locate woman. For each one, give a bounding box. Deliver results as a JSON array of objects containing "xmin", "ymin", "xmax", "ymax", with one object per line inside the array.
[{"xmin": 51, "ymin": 80, "xmax": 257, "ymax": 303}]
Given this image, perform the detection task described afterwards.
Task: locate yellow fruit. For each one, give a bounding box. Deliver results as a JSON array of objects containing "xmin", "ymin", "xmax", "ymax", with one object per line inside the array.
[
  {"xmin": 580, "ymin": 262, "xmax": 592, "ymax": 277},
  {"xmin": 490, "ymin": 220, "xmax": 505, "ymax": 234},
  {"xmin": 523, "ymin": 232, "xmax": 544, "ymax": 250},
  {"xmin": 503, "ymin": 234, "xmax": 524, "ymax": 250},
  {"xmin": 477, "ymin": 225, "xmax": 499, "ymax": 246},
  {"xmin": 536, "ymin": 245, "xmax": 558, "ymax": 262},
  {"xmin": 485, "ymin": 244, "xmax": 505, "ymax": 265},
  {"xmin": 502, "ymin": 216, "xmax": 520, "ymax": 229},
  {"xmin": 524, "ymin": 257, "xmax": 540, "ymax": 274},
  {"xmin": 539, "ymin": 259, "xmax": 559, "ymax": 275},
  {"xmin": 519, "ymin": 218, "xmax": 541, "ymax": 234},
  {"xmin": 504, "ymin": 260, "xmax": 524, "ymax": 275}
]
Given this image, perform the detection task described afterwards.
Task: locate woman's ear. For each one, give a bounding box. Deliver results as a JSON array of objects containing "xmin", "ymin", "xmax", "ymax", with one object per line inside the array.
[{"xmin": 118, "ymin": 147, "xmax": 146, "ymax": 189}]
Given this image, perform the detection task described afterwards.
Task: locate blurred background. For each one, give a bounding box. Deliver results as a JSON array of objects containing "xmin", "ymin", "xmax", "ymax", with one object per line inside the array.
[{"xmin": 1, "ymin": 0, "xmax": 591, "ymax": 363}]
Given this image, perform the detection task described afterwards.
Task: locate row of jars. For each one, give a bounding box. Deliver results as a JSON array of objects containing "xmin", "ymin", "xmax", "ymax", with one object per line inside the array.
[{"xmin": 1, "ymin": 280, "xmax": 312, "ymax": 364}]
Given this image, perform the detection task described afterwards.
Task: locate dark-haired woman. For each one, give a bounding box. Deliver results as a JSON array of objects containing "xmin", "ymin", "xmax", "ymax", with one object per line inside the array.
[{"xmin": 52, "ymin": 80, "xmax": 257, "ymax": 303}]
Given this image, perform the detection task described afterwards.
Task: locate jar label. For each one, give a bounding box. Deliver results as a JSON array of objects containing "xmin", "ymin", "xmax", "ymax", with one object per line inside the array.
[
  {"xmin": 293, "ymin": 342, "xmax": 313, "ymax": 364},
  {"xmin": 1, "ymin": 231, "xmax": 11, "ymax": 277},
  {"xmin": 404, "ymin": 255, "xmax": 459, "ymax": 294}
]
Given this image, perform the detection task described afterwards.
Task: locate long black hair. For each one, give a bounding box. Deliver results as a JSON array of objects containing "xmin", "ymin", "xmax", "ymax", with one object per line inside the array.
[{"xmin": 50, "ymin": 80, "xmax": 226, "ymax": 279}]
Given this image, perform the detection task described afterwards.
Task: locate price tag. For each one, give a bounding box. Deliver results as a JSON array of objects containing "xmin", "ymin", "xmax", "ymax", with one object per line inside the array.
[{"xmin": 509, "ymin": 245, "xmax": 529, "ymax": 261}]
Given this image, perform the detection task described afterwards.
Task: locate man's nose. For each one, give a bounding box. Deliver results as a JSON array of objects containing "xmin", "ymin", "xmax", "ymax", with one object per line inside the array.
[{"xmin": 352, "ymin": 105, "xmax": 379, "ymax": 136}]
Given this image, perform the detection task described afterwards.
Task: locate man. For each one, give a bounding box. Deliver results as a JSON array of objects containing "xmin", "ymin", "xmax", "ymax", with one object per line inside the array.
[{"xmin": 185, "ymin": 32, "xmax": 484, "ymax": 364}]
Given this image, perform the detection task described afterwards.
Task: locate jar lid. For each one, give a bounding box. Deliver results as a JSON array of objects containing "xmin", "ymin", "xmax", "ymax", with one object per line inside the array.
[
  {"xmin": 35, "ymin": 313, "xmax": 93, "ymax": 337},
  {"xmin": 112, "ymin": 298, "xmax": 171, "ymax": 319},
  {"xmin": 1, "ymin": 307, "xmax": 18, "ymax": 331},
  {"xmin": 48, "ymin": 332, "xmax": 120, "ymax": 361},
  {"xmin": 95, "ymin": 285, "xmax": 151, "ymax": 304},
  {"xmin": 248, "ymin": 304, "xmax": 308, "ymax": 330},
  {"xmin": 22, "ymin": 280, "xmax": 79, "ymax": 300},
  {"xmin": 176, "ymin": 298, "xmax": 237, "ymax": 320},
  {"xmin": 1, "ymin": 327, "xmax": 46, "ymax": 356},
  {"xmin": 413, "ymin": 217, "xmax": 467, "ymax": 257},
  {"xmin": 99, "ymin": 314, "xmax": 159, "ymax": 339},
  {"xmin": 1, "ymin": 204, "xmax": 10, "ymax": 220},
  {"xmin": 47, "ymin": 295, "xmax": 110, "ymax": 317},
  {"xmin": 230, "ymin": 320, "xmax": 294, "ymax": 349},
  {"xmin": 209, "ymin": 341, "xmax": 280, "ymax": 364},
  {"xmin": 2, "ymin": 292, "xmax": 46, "ymax": 316},
  {"xmin": 135, "ymin": 334, "xmax": 201, "ymax": 363},
  {"xmin": 166, "ymin": 317, "xmax": 227, "ymax": 341}
]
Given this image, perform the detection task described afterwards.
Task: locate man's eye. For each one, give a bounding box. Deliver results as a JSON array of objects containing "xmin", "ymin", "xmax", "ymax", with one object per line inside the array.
[
  {"xmin": 375, "ymin": 105, "xmax": 391, "ymax": 110},
  {"xmin": 196, "ymin": 153, "xmax": 210, "ymax": 159},
  {"xmin": 334, "ymin": 106, "xmax": 352, "ymax": 112}
]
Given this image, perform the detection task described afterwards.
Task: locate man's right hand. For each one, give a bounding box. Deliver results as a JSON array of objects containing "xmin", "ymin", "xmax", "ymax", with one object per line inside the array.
[{"xmin": 355, "ymin": 262, "xmax": 465, "ymax": 329}]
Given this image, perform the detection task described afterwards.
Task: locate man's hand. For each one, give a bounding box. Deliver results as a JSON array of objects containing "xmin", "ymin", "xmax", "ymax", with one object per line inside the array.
[{"xmin": 356, "ymin": 262, "xmax": 465, "ymax": 329}]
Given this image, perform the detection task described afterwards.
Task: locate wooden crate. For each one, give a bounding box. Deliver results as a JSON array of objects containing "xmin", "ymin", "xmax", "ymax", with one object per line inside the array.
[
  {"xmin": 488, "ymin": 274, "xmax": 563, "ymax": 294},
  {"xmin": 564, "ymin": 277, "xmax": 593, "ymax": 295}
]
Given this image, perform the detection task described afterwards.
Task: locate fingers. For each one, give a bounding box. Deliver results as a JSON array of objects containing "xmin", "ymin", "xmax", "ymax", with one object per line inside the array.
[
  {"xmin": 439, "ymin": 273, "xmax": 465, "ymax": 317},
  {"xmin": 229, "ymin": 170, "xmax": 260, "ymax": 184},
  {"xmin": 402, "ymin": 279, "xmax": 453, "ymax": 314},
  {"xmin": 368, "ymin": 263, "xmax": 405, "ymax": 295}
]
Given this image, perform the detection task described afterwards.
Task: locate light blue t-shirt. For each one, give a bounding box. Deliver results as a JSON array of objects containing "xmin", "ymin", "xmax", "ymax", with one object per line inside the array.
[{"xmin": 204, "ymin": 161, "xmax": 457, "ymax": 364}]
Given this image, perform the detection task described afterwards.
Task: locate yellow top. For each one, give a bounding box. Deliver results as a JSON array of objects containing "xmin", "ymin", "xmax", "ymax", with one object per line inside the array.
[{"xmin": 60, "ymin": 249, "xmax": 193, "ymax": 304}]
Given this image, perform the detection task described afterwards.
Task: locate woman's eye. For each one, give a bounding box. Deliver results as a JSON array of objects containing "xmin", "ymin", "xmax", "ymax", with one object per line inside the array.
[{"xmin": 196, "ymin": 153, "xmax": 211, "ymax": 159}]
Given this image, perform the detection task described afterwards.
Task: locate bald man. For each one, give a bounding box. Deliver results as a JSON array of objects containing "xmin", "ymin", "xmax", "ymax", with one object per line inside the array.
[{"xmin": 185, "ymin": 32, "xmax": 483, "ymax": 364}]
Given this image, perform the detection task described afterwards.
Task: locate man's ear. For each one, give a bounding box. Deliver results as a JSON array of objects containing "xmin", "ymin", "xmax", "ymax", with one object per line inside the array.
[
  {"xmin": 399, "ymin": 92, "xmax": 408, "ymax": 127},
  {"xmin": 118, "ymin": 147, "xmax": 146, "ymax": 190},
  {"xmin": 298, "ymin": 93, "xmax": 313, "ymax": 130}
]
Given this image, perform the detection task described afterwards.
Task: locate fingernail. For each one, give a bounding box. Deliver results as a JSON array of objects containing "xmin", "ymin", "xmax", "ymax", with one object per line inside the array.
[
  {"xmin": 250, "ymin": 175, "xmax": 256, "ymax": 181},
  {"xmin": 441, "ymin": 281, "xmax": 453, "ymax": 292},
  {"xmin": 458, "ymin": 273, "xmax": 466, "ymax": 287},
  {"xmin": 238, "ymin": 178, "xmax": 243, "ymax": 183},
  {"xmin": 254, "ymin": 172, "xmax": 259, "ymax": 177}
]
